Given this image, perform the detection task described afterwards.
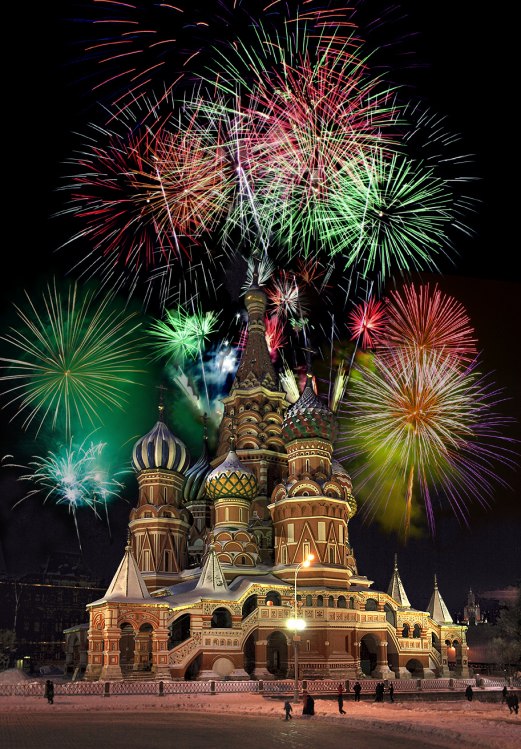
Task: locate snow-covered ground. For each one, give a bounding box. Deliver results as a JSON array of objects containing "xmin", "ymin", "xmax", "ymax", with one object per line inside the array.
[{"xmin": 0, "ymin": 672, "xmax": 519, "ymax": 749}]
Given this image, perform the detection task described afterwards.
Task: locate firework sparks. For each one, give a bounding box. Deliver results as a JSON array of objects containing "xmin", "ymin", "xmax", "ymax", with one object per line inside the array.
[
  {"xmin": 8, "ymin": 438, "xmax": 128, "ymax": 552},
  {"xmin": 149, "ymin": 305, "xmax": 220, "ymax": 364},
  {"xmin": 265, "ymin": 315, "xmax": 286, "ymax": 361},
  {"xmin": 337, "ymin": 348, "xmax": 515, "ymax": 538},
  {"xmin": 0, "ymin": 281, "xmax": 145, "ymax": 438},
  {"xmin": 348, "ymin": 297, "xmax": 387, "ymax": 350},
  {"xmin": 381, "ymin": 283, "xmax": 478, "ymax": 364}
]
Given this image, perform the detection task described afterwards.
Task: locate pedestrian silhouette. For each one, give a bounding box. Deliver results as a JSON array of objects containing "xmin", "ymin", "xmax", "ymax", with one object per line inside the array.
[
  {"xmin": 284, "ymin": 700, "xmax": 293, "ymax": 720},
  {"xmin": 389, "ymin": 683, "xmax": 394, "ymax": 703},
  {"xmin": 337, "ymin": 683, "xmax": 346, "ymax": 714},
  {"xmin": 501, "ymin": 685, "xmax": 508, "ymax": 703},
  {"xmin": 44, "ymin": 680, "xmax": 54, "ymax": 705},
  {"xmin": 302, "ymin": 693, "xmax": 315, "ymax": 716},
  {"xmin": 465, "ymin": 685, "xmax": 473, "ymax": 702},
  {"xmin": 506, "ymin": 691, "xmax": 519, "ymax": 715},
  {"xmin": 353, "ymin": 681, "xmax": 362, "ymax": 702}
]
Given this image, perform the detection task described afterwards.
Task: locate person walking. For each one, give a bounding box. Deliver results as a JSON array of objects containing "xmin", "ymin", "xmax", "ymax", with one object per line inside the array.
[
  {"xmin": 506, "ymin": 691, "xmax": 519, "ymax": 715},
  {"xmin": 44, "ymin": 680, "xmax": 54, "ymax": 705},
  {"xmin": 353, "ymin": 681, "xmax": 362, "ymax": 702},
  {"xmin": 337, "ymin": 683, "xmax": 346, "ymax": 714},
  {"xmin": 389, "ymin": 682, "xmax": 394, "ymax": 703},
  {"xmin": 502, "ymin": 685, "xmax": 508, "ymax": 703},
  {"xmin": 284, "ymin": 700, "xmax": 293, "ymax": 720},
  {"xmin": 302, "ymin": 693, "xmax": 315, "ymax": 716},
  {"xmin": 465, "ymin": 684, "xmax": 473, "ymax": 702}
]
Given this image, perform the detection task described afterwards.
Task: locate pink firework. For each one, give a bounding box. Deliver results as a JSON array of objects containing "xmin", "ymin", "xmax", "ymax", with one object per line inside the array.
[
  {"xmin": 60, "ymin": 99, "xmax": 233, "ymax": 296},
  {"xmin": 265, "ymin": 272, "xmax": 303, "ymax": 320},
  {"xmin": 264, "ymin": 315, "xmax": 286, "ymax": 361},
  {"xmin": 382, "ymin": 283, "xmax": 478, "ymax": 364},
  {"xmin": 348, "ymin": 298, "xmax": 387, "ymax": 350}
]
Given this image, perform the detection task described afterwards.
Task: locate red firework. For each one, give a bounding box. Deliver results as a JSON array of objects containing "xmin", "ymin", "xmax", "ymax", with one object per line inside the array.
[
  {"xmin": 264, "ymin": 315, "xmax": 286, "ymax": 361},
  {"xmin": 348, "ymin": 297, "xmax": 387, "ymax": 350},
  {"xmin": 383, "ymin": 283, "xmax": 478, "ymax": 364}
]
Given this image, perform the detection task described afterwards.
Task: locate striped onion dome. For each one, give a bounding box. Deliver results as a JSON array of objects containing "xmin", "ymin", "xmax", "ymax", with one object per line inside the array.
[
  {"xmin": 205, "ymin": 448, "xmax": 257, "ymax": 501},
  {"xmin": 282, "ymin": 372, "xmax": 337, "ymax": 442},
  {"xmin": 332, "ymin": 458, "xmax": 353, "ymax": 491},
  {"xmin": 132, "ymin": 418, "xmax": 190, "ymax": 473},
  {"xmin": 183, "ymin": 440, "xmax": 212, "ymax": 503}
]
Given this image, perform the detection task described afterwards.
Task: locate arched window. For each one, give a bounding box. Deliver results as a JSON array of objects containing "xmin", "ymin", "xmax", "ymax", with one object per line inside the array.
[
  {"xmin": 305, "ymin": 595, "xmax": 313, "ymax": 607},
  {"xmin": 337, "ymin": 596, "xmax": 346, "ymax": 609},
  {"xmin": 365, "ymin": 598, "xmax": 378, "ymax": 611},
  {"xmin": 349, "ymin": 597, "xmax": 356, "ymax": 610},
  {"xmin": 402, "ymin": 623, "xmax": 410, "ymax": 638},
  {"xmin": 328, "ymin": 596, "xmax": 335, "ymax": 608},
  {"xmin": 316, "ymin": 595, "xmax": 323, "ymax": 607},
  {"xmin": 211, "ymin": 607, "xmax": 232, "ymax": 629},
  {"xmin": 413, "ymin": 624, "xmax": 421, "ymax": 638},
  {"xmin": 265, "ymin": 591, "xmax": 282, "ymax": 606}
]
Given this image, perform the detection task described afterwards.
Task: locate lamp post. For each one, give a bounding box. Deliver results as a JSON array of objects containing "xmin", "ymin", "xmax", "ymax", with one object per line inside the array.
[{"xmin": 286, "ymin": 554, "xmax": 314, "ymax": 702}]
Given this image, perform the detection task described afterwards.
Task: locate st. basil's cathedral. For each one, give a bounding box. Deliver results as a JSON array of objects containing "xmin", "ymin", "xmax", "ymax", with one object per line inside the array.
[{"xmin": 80, "ymin": 278, "xmax": 469, "ymax": 682}]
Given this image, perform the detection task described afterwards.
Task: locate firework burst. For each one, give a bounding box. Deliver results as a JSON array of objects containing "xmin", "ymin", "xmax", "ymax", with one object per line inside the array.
[
  {"xmin": 149, "ymin": 306, "xmax": 220, "ymax": 364},
  {"xmin": 348, "ymin": 297, "xmax": 387, "ymax": 350},
  {"xmin": 0, "ymin": 282, "xmax": 145, "ymax": 438},
  {"xmin": 8, "ymin": 438, "xmax": 128, "ymax": 552},
  {"xmin": 381, "ymin": 283, "xmax": 478, "ymax": 364},
  {"xmin": 337, "ymin": 348, "xmax": 515, "ymax": 538}
]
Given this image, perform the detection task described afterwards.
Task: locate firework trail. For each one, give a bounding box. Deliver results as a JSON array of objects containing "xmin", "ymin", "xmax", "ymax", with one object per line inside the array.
[{"xmin": 348, "ymin": 296, "xmax": 387, "ymax": 350}]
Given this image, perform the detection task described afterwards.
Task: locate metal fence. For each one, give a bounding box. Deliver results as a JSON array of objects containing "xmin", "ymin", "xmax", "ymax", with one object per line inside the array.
[{"xmin": 0, "ymin": 676, "xmax": 515, "ymax": 698}]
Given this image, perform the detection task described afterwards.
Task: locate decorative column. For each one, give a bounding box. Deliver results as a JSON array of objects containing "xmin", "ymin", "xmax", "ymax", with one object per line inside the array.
[
  {"xmin": 253, "ymin": 639, "xmax": 271, "ymax": 679},
  {"xmin": 372, "ymin": 639, "xmax": 394, "ymax": 679},
  {"xmin": 99, "ymin": 626, "xmax": 123, "ymax": 680},
  {"xmin": 152, "ymin": 626, "xmax": 171, "ymax": 679},
  {"xmin": 85, "ymin": 628, "xmax": 104, "ymax": 681}
]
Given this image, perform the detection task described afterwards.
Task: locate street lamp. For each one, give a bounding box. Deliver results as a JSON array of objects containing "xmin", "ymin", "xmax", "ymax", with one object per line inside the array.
[{"xmin": 286, "ymin": 553, "xmax": 314, "ymax": 702}]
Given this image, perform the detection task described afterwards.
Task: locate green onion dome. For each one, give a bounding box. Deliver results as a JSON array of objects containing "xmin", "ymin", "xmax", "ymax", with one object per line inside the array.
[{"xmin": 205, "ymin": 448, "xmax": 257, "ymax": 501}]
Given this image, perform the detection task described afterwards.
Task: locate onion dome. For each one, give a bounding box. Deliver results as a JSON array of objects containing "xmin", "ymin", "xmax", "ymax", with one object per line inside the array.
[
  {"xmin": 282, "ymin": 372, "xmax": 337, "ymax": 442},
  {"xmin": 205, "ymin": 447, "xmax": 257, "ymax": 500},
  {"xmin": 132, "ymin": 417, "xmax": 190, "ymax": 473},
  {"xmin": 183, "ymin": 439, "xmax": 212, "ymax": 503}
]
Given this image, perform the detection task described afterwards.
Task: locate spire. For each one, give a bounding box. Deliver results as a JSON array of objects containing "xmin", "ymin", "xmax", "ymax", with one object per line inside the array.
[
  {"xmin": 231, "ymin": 270, "xmax": 278, "ymax": 392},
  {"xmin": 196, "ymin": 547, "xmax": 228, "ymax": 592},
  {"xmin": 157, "ymin": 383, "xmax": 167, "ymax": 422},
  {"xmin": 103, "ymin": 544, "xmax": 150, "ymax": 601},
  {"xmin": 387, "ymin": 554, "xmax": 411, "ymax": 608},
  {"xmin": 427, "ymin": 574, "xmax": 453, "ymax": 624}
]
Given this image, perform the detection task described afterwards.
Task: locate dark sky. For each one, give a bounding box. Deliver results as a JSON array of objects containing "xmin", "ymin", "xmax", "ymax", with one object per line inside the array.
[{"xmin": 1, "ymin": 1, "xmax": 519, "ymax": 616}]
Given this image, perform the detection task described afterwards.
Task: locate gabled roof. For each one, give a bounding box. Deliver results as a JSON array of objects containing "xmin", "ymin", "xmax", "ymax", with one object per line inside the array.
[
  {"xmin": 196, "ymin": 548, "xmax": 229, "ymax": 593},
  {"xmin": 387, "ymin": 554, "xmax": 411, "ymax": 608},
  {"xmin": 427, "ymin": 574, "xmax": 453, "ymax": 624},
  {"xmin": 100, "ymin": 544, "xmax": 150, "ymax": 602}
]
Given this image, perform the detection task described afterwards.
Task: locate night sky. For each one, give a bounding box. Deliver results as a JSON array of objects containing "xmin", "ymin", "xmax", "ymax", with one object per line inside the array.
[{"xmin": 1, "ymin": 1, "xmax": 519, "ymax": 617}]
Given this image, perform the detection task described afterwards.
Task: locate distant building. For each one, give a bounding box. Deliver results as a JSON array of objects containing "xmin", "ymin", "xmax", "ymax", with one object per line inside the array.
[
  {"xmin": 0, "ymin": 552, "xmax": 104, "ymax": 671},
  {"xmin": 81, "ymin": 278, "xmax": 470, "ymax": 682},
  {"xmin": 463, "ymin": 588, "xmax": 482, "ymax": 625}
]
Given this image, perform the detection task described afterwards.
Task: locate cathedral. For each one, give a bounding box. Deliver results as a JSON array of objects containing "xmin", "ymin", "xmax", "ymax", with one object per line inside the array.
[{"xmin": 82, "ymin": 278, "xmax": 469, "ymax": 682}]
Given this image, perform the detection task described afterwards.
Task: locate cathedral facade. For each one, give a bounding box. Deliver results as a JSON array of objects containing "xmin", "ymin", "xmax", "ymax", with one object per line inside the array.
[{"xmin": 83, "ymin": 280, "xmax": 469, "ymax": 682}]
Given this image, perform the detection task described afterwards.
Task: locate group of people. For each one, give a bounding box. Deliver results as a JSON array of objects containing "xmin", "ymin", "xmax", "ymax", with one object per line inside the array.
[{"xmin": 374, "ymin": 682, "xmax": 394, "ymax": 703}]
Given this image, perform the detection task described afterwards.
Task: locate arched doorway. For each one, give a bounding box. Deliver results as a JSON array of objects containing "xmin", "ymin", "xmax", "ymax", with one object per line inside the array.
[
  {"xmin": 168, "ymin": 614, "xmax": 191, "ymax": 649},
  {"xmin": 266, "ymin": 631, "xmax": 288, "ymax": 678},
  {"xmin": 119, "ymin": 623, "xmax": 135, "ymax": 671},
  {"xmin": 185, "ymin": 653, "xmax": 201, "ymax": 681},
  {"xmin": 265, "ymin": 591, "xmax": 281, "ymax": 606},
  {"xmin": 136, "ymin": 623, "xmax": 153, "ymax": 671},
  {"xmin": 242, "ymin": 595, "xmax": 257, "ymax": 619},
  {"xmin": 406, "ymin": 658, "xmax": 424, "ymax": 677},
  {"xmin": 244, "ymin": 633, "xmax": 256, "ymax": 675},
  {"xmin": 211, "ymin": 607, "xmax": 232, "ymax": 628},
  {"xmin": 360, "ymin": 634, "xmax": 379, "ymax": 676}
]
